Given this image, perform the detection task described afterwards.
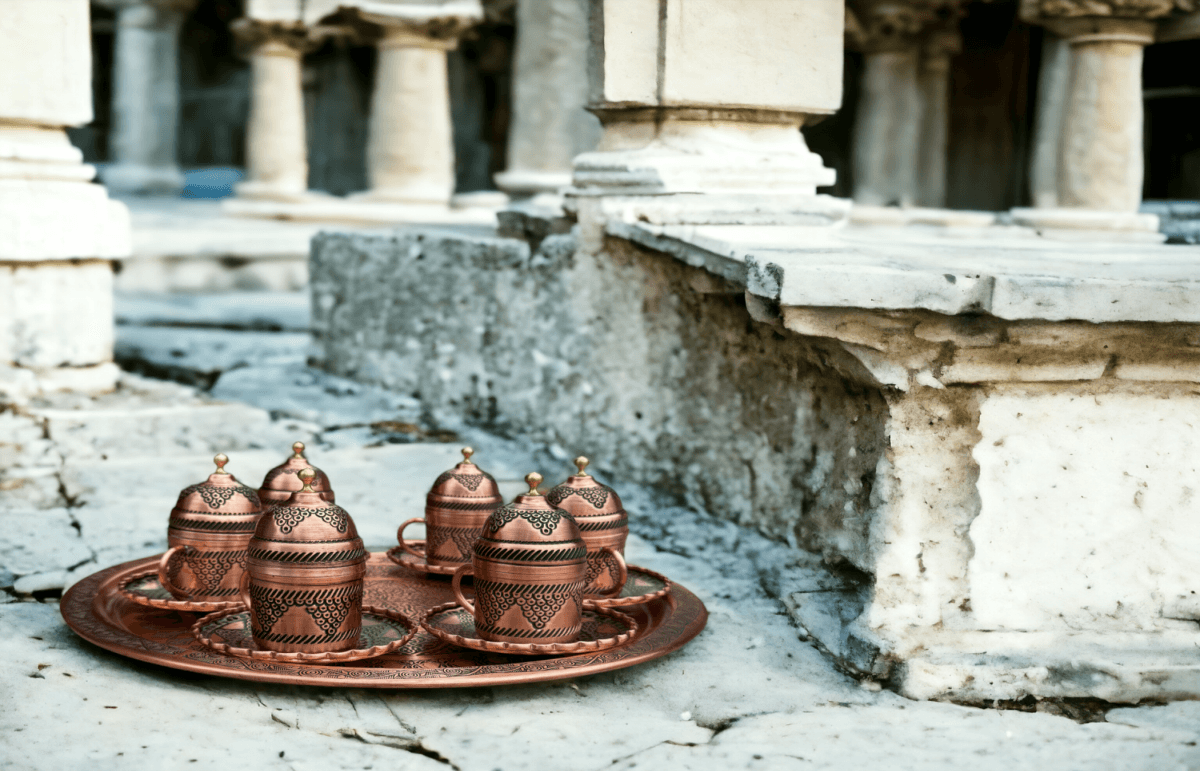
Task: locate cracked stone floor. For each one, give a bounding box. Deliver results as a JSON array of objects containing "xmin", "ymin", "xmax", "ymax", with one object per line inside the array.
[{"xmin": 2, "ymin": 291, "xmax": 1200, "ymax": 770}]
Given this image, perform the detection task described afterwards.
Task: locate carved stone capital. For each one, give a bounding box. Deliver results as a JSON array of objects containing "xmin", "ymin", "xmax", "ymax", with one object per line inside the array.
[
  {"xmin": 847, "ymin": 0, "xmax": 969, "ymax": 53},
  {"xmin": 1020, "ymin": 0, "xmax": 1196, "ymax": 26},
  {"xmin": 230, "ymin": 18, "xmax": 319, "ymax": 55}
]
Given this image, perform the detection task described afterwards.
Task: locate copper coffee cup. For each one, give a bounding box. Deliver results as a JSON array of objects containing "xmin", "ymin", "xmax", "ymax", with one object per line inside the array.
[
  {"xmin": 451, "ymin": 473, "xmax": 627, "ymax": 645},
  {"xmin": 258, "ymin": 441, "xmax": 335, "ymax": 506},
  {"xmin": 158, "ymin": 454, "xmax": 263, "ymax": 603},
  {"xmin": 240, "ymin": 469, "xmax": 367, "ymax": 654},
  {"xmin": 397, "ymin": 447, "xmax": 502, "ymax": 567},
  {"xmin": 546, "ymin": 457, "xmax": 630, "ymax": 597}
]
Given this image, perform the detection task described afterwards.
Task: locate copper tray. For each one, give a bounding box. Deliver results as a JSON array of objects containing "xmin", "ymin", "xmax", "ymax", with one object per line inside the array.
[{"xmin": 60, "ymin": 552, "xmax": 707, "ymax": 688}]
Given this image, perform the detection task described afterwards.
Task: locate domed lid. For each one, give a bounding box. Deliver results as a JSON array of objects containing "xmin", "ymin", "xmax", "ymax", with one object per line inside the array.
[
  {"xmin": 478, "ymin": 473, "xmax": 583, "ymax": 545},
  {"xmin": 259, "ymin": 442, "xmax": 335, "ymax": 501},
  {"xmin": 172, "ymin": 454, "xmax": 262, "ymax": 517},
  {"xmin": 545, "ymin": 456, "xmax": 624, "ymax": 517},
  {"xmin": 254, "ymin": 469, "xmax": 359, "ymax": 542},
  {"xmin": 428, "ymin": 447, "xmax": 502, "ymax": 500}
]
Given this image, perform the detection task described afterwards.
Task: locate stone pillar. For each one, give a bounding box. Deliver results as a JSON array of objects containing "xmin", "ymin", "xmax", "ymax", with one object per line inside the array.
[
  {"xmin": 570, "ymin": 0, "xmax": 847, "ymax": 226},
  {"xmin": 494, "ymin": 0, "xmax": 600, "ymax": 199},
  {"xmin": 0, "ymin": 0, "xmax": 130, "ymax": 400},
  {"xmin": 98, "ymin": 0, "xmax": 196, "ymax": 195},
  {"xmin": 1029, "ymin": 33, "xmax": 1070, "ymax": 208},
  {"xmin": 1014, "ymin": 1, "xmax": 1175, "ymax": 237},
  {"xmin": 230, "ymin": 20, "xmax": 313, "ymax": 202},
  {"xmin": 915, "ymin": 26, "xmax": 961, "ymax": 209},
  {"xmin": 353, "ymin": 5, "xmax": 482, "ymax": 206}
]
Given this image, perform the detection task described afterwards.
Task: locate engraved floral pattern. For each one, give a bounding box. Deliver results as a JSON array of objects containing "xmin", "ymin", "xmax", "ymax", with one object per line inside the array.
[
  {"xmin": 272, "ymin": 505, "xmax": 349, "ymax": 534},
  {"xmin": 485, "ymin": 505, "xmax": 564, "ymax": 536}
]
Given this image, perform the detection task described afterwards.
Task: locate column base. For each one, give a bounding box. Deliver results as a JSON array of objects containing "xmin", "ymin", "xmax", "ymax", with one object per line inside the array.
[
  {"xmin": 100, "ymin": 163, "xmax": 185, "ymax": 196},
  {"xmin": 0, "ymin": 362, "xmax": 121, "ymax": 404},
  {"xmin": 849, "ymin": 205, "xmax": 999, "ymax": 228},
  {"xmin": 494, "ymin": 169, "xmax": 573, "ymax": 199},
  {"xmin": 221, "ymin": 195, "xmax": 496, "ymax": 226},
  {"xmin": 1010, "ymin": 207, "xmax": 1165, "ymax": 243}
]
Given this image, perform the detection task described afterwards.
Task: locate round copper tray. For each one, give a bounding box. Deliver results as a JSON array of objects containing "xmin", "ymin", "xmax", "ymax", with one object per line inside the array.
[
  {"xmin": 119, "ymin": 571, "xmax": 241, "ymax": 613},
  {"xmin": 421, "ymin": 601, "xmax": 639, "ymax": 656},
  {"xmin": 60, "ymin": 552, "xmax": 708, "ymax": 688},
  {"xmin": 194, "ymin": 604, "xmax": 417, "ymax": 663},
  {"xmin": 586, "ymin": 565, "xmax": 672, "ymax": 609},
  {"xmin": 385, "ymin": 541, "xmax": 463, "ymax": 577}
]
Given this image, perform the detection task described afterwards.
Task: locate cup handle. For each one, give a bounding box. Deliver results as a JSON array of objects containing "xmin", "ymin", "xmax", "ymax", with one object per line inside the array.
[
  {"xmin": 156, "ymin": 546, "xmax": 193, "ymax": 600},
  {"xmin": 238, "ymin": 570, "xmax": 252, "ymax": 612},
  {"xmin": 396, "ymin": 518, "xmax": 426, "ymax": 559},
  {"xmin": 586, "ymin": 547, "xmax": 628, "ymax": 599},
  {"xmin": 451, "ymin": 564, "xmax": 475, "ymax": 615}
]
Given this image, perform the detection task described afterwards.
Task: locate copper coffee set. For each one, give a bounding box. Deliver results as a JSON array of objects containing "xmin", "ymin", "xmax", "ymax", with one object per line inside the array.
[{"xmin": 108, "ymin": 443, "xmax": 684, "ymax": 668}]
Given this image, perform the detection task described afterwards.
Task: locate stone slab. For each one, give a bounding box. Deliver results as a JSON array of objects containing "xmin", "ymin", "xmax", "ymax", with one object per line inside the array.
[
  {"xmin": 622, "ymin": 222, "xmax": 1200, "ymax": 323},
  {"xmin": 115, "ymin": 291, "xmax": 311, "ymax": 332},
  {"xmin": 115, "ymin": 326, "xmax": 311, "ymax": 382}
]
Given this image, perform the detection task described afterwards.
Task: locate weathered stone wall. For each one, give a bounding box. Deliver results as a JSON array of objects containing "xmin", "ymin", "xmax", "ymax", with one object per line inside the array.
[{"xmin": 310, "ymin": 229, "xmax": 887, "ymax": 558}]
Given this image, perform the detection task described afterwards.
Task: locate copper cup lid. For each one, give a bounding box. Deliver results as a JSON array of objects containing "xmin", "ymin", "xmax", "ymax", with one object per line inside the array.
[
  {"xmin": 259, "ymin": 442, "xmax": 335, "ymax": 501},
  {"xmin": 253, "ymin": 468, "xmax": 359, "ymax": 541},
  {"xmin": 429, "ymin": 447, "xmax": 502, "ymax": 500},
  {"xmin": 479, "ymin": 473, "xmax": 583, "ymax": 543},
  {"xmin": 546, "ymin": 457, "xmax": 624, "ymax": 515},
  {"xmin": 173, "ymin": 454, "xmax": 263, "ymax": 514}
]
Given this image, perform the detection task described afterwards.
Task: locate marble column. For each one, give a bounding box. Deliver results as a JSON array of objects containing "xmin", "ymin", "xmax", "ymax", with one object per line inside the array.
[
  {"xmin": 354, "ymin": 7, "xmax": 482, "ymax": 206},
  {"xmin": 570, "ymin": 0, "xmax": 846, "ymax": 226},
  {"xmin": 852, "ymin": 45, "xmax": 922, "ymax": 207},
  {"xmin": 231, "ymin": 20, "xmax": 313, "ymax": 202},
  {"xmin": 494, "ymin": 0, "xmax": 600, "ymax": 199},
  {"xmin": 99, "ymin": 0, "xmax": 196, "ymax": 195},
  {"xmin": 0, "ymin": 0, "xmax": 130, "ymax": 399},
  {"xmin": 1029, "ymin": 33, "xmax": 1071, "ymax": 208},
  {"xmin": 1055, "ymin": 17, "xmax": 1155, "ymax": 211},
  {"xmin": 915, "ymin": 27, "xmax": 961, "ymax": 209},
  {"xmin": 1014, "ymin": 1, "xmax": 1175, "ymax": 236}
]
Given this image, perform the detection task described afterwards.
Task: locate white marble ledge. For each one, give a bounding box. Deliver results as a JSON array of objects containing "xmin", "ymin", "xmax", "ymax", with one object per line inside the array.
[{"xmin": 620, "ymin": 222, "xmax": 1200, "ymax": 324}]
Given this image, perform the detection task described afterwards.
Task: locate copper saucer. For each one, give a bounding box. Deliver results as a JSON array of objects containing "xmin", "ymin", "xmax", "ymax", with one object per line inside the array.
[
  {"xmin": 421, "ymin": 601, "xmax": 639, "ymax": 656},
  {"xmin": 193, "ymin": 604, "xmax": 417, "ymax": 663},
  {"xmin": 61, "ymin": 552, "xmax": 707, "ymax": 688},
  {"xmin": 386, "ymin": 541, "xmax": 465, "ymax": 577},
  {"xmin": 119, "ymin": 571, "xmax": 240, "ymax": 613},
  {"xmin": 585, "ymin": 565, "xmax": 673, "ymax": 609}
]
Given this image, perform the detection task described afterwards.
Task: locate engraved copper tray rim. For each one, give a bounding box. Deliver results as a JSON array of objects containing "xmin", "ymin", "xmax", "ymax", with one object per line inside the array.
[
  {"xmin": 192, "ymin": 604, "xmax": 418, "ymax": 663},
  {"xmin": 60, "ymin": 553, "xmax": 708, "ymax": 689},
  {"xmin": 118, "ymin": 571, "xmax": 242, "ymax": 613},
  {"xmin": 586, "ymin": 565, "xmax": 673, "ymax": 609},
  {"xmin": 420, "ymin": 601, "xmax": 639, "ymax": 656},
  {"xmin": 386, "ymin": 542, "xmax": 463, "ymax": 576}
]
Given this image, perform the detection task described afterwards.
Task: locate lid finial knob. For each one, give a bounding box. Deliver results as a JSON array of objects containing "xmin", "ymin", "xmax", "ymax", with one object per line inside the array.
[
  {"xmin": 298, "ymin": 467, "xmax": 315, "ymax": 493},
  {"xmin": 291, "ymin": 441, "xmax": 306, "ymax": 459},
  {"xmin": 525, "ymin": 472, "xmax": 543, "ymax": 495},
  {"xmin": 574, "ymin": 456, "xmax": 590, "ymax": 477},
  {"xmin": 214, "ymin": 453, "xmax": 229, "ymax": 474},
  {"xmin": 461, "ymin": 447, "xmax": 475, "ymax": 465}
]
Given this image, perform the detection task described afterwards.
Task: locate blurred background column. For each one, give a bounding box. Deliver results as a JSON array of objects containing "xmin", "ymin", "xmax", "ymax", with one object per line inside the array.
[
  {"xmin": 494, "ymin": 0, "xmax": 599, "ymax": 200},
  {"xmin": 352, "ymin": 3, "xmax": 483, "ymax": 206},
  {"xmin": 1014, "ymin": 0, "xmax": 1173, "ymax": 237},
  {"xmin": 97, "ymin": 0, "xmax": 196, "ymax": 196},
  {"xmin": 915, "ymin": 23, "xmax": 962, "ymax": 209},
  {"xmin": 230, "ymin": 17, "xmax": 314, "ymax": 201}
]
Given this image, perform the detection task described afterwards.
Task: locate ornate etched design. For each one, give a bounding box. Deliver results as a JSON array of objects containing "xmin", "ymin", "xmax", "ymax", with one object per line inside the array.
[
  {"xmin": 179, "ymin": 483, "xmax": 260, "ymax": 509},
  {"xmin": 585, "ymin": 551, "xmax": 623, "ymax": 590},
  {"xmin": 485, "ymin": 505, "xmax": 565, "ymax": 536},
  {"xmin": 475, "ymin": 580, "xmax": 585, "ymax": 631},
  {"xmin": 247, "ymin": 547, "xmax": 366, "ymax": 564},
  {"xmin": 472, "ymin": 543, "xmax": 587, "ymax": 562},
  {"xmin": 577, "ymin": 514, "xmax": 629, "ymax": 532},
  {"xmin": 272, "ymin": 506, "xmax": 349, "ymax": 534},
  {"xmin": 430, "ymin": 501, "xmax": 499, "ymax": 511},
  {"xmin": 187, "ymin": 550, "xmax": 247, "ymax": 594},
  {"xmin": 447, "ymin": 528, "xmax": 478, "ymax": 561},
  {"xmin": 169, "ymin": 517, "xmax": 256, "ymax": 532},
  {"xmin": 546, "ymin": 485, "xmax": 614, "ymax": 510},
  {"xmin": 254, "ymin": 628, "xmax": 360, "ymax": 646},
  {"xmin": 425, "ymin": 526, "xmax": 476, "ymax": 562},
  {"xmin": 249, "ymin": 584, "xmax": 362, "ymax": 637},
  {"xmin": 432, "ymin": 470, "xmax": 497, "ymax": 492}
]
